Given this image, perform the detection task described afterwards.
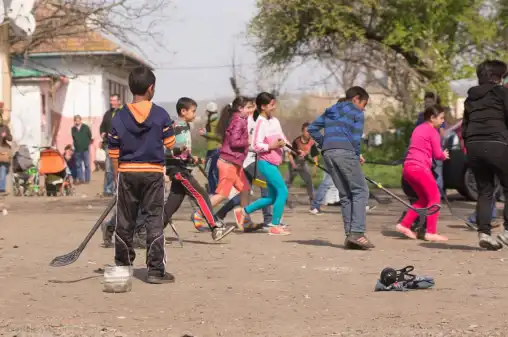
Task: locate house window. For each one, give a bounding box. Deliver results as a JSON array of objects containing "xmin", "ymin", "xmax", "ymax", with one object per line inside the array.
[{"xmin": 108, "ymin": 80, "xmax": 128, "ymax": 105}]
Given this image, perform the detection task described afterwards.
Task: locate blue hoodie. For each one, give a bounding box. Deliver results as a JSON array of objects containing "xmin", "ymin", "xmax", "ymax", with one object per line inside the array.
[
  {"xmin": 108, "ymin": 101, "xmax": 175, "ymax": 173},
  {"xmin": 307, "ymin": 101, "xmax": 364, "ymax": 156}
]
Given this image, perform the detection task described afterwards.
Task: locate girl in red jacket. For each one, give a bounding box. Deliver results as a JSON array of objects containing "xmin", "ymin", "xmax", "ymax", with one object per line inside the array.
[{"xmin": 192, "ymin": 96, "xmax": 256, "ymax": 231}]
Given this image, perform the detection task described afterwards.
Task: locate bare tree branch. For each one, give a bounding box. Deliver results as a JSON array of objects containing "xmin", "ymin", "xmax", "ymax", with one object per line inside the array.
[{"xmin": 10, "ymin": 0, "xmax": 171, "ymax": 63}]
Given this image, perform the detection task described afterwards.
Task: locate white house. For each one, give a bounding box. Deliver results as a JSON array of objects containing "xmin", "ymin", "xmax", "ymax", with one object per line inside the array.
[{"xmin": 10, "ymin": 31, "xmax": 152, "ymax": 165}]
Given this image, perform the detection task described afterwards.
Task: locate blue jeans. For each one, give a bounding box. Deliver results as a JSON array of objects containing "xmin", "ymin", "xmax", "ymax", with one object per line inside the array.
[
  {"xmin": 205, "ymin": 149, "xmax": 219, "ymax": 194},
  {"xmin": 245, "ymin": 160, "xmax": 288, "ymax": 225},
  {"xmin": 215, "ymin": 162, "xmax": 272, "ymax": 225},
  {"xmin": 467, "ymin": 201, "xmax": 497, "ymax": 223},
  {"xmin": 0, "ymin": 163, "xmax": 8, "ymax": 191},
  {"xmin": 104, "ymin": 147, "xmax": 114, "ymax": 194},
  {"xmin": 311, "ymin": 172, "xmax": 335, "ymax": 210},
  {"xmin": 323, "ymin": 149, "xmax": 369, "ymax": 234},
  {"xmin": 75, "ymin": 151, "xmax": 90, "ymax": 183},
  {"xmin": 434, "ymin": 160, "xmax": 444, "ymax": 196}
]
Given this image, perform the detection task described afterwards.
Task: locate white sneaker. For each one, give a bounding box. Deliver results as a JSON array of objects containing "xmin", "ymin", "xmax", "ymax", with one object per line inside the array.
[{"xmin": 309, "ymin": 208, "xmax": 323, "ymax": 215}]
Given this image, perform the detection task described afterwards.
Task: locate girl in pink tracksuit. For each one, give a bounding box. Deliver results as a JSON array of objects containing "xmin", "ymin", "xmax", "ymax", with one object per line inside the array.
[
  {"xmin": 192, "ymin": 96, "xmax": 255, "ymax": 231},
  {"xmin": 396, "ymin": 105, "xmax": 450, "ymax": 241},
  {"xmin": 235, "ymin": 92, "xmax": 291, "ymax": 236}
]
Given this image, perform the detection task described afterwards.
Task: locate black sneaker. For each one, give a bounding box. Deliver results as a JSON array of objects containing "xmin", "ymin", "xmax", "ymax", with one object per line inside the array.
[
  {"xmin": 147, "ymin": 271, "xmax": 175, "ymax": 284},
  {"xmin": 211, "ymin": 222, "xmax": 235, "ymax": 241}
]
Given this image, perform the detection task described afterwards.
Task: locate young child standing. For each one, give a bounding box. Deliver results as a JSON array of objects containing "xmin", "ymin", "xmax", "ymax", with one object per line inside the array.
[
  {"xmin": 199, "ymin": 102, "xmax": 221, "ymax": 194},
  {"xmin": 234, "ymin": 92, "xmax": 291, "ymax": 236},
  {"xmin": 164, "ymin": 97, "xmax": 235, "ymax": 241},
  {"xmin": 287, "ymin": 122, "xmax": 319, "ymax": 205},
  {"xmin": 108, "ymin": 66, "xmax": 176, "ymax": 284},
  {"xmin": 192, "ymin": 97, "xmax": 255, "ymax": 230},
  {"xmin": 396, "ymin": 105, "xmax": 449, "ymax": 241},
  {"xmin": 308, "ymin": 87, "xmax": 373, "ymax": 249}
]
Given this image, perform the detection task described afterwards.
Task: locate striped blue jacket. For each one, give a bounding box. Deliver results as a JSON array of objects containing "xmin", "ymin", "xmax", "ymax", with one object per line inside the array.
[{"xmin": 307, "ymin": 101, "xmax": 364, "ymax": 156}]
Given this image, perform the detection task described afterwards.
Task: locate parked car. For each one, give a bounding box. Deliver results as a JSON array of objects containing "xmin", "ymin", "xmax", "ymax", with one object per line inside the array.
[{"xmin": 442, "ymin": 120, "xmax": 503, "ymax": 201}]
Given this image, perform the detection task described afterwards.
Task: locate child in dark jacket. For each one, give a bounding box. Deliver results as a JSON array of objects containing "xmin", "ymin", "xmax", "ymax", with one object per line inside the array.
[
  {"xmin": 164, "ymin": 97, "xmax": 236, "ymax": 241},
  {"xmin": 191, "ymin": 96, "xmax": 256, "ymax": 231}
]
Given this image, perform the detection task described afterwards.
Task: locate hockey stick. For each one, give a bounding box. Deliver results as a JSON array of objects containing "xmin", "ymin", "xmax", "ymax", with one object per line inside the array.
[
  {"xmin": 284, "ymin": 144, "xmax": 441, "ymax": 218},
  {"xmin": 169, "ymin": 222, "xmax": 184, "ymax": 247},
  {"xmin": 50, "ymin": 198, "xmax": 116, "ymax": 267}
]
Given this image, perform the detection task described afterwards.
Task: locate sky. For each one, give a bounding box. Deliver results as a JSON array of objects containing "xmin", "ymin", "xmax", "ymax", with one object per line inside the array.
[
  {"xmin": 148, "ymin": 0, "xmax": 332, "ymax": 103},
  {"xmin": 151, "ymin": 0, "xmax": 259, "ymax": 102}
]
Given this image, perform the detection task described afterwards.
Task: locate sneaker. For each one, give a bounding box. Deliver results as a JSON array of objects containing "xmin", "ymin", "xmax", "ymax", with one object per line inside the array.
[
  {"xmin": 233, "ymin": 207, "xmax": 246, "ymax": 231},
  {"xmin": 309, "ymin": 208, "xmax": 323, "ymax": 215},
  {"xmin": 244, "ymin": 222, "xmax": 264, "ymax": 233},
  {"xmin": 191, "ymin": 210, "xmax": 210, "ymax": 232},
  {"xmin": 146, "ymin": 270, "xmax": 175, "ymax": 284},
  {"xmin": 366, "ymin": 205, "xmax": 377, "ymax": 212},
  {"xmin": 211, "ymin": 222, "xmax": 236, "ymax": 241},
  {"xmin": 268, "ymin": 225, "xmax": 291, "ymax": 236},
  {"xmin": 464, "ymin": 220, "xmax": 478, "ymax": 231},
  {"xmin": 497, "ymin": 230, "xmax": 508, "ymax": 246},
  {"xmin": 479, "ymin": 233, "xmax": 502, "ymax": 251}
]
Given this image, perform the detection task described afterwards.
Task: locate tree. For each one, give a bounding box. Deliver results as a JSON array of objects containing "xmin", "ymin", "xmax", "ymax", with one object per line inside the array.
[
  {"xmin": 248, "ymin": 0, "xmax": 508, "ymax": 111},
  {"xmin": 11, "ymin": 0, "xmax": 171, "ymax": 57}
]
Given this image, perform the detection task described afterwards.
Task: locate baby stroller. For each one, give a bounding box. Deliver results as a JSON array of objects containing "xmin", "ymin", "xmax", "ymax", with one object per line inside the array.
[
  {"xmin": 12, "ymin": 145, "xmax": 39, "ymax": 196},
  {"xmin": 39, "ymin": 148, "xmax": 74, "ymax": 196}
]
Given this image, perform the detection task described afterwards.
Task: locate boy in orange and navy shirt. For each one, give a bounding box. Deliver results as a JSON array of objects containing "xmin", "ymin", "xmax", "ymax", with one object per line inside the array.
[{"xmin": 108, "ymin": 66, "xmax": 176, "ymax": 284}]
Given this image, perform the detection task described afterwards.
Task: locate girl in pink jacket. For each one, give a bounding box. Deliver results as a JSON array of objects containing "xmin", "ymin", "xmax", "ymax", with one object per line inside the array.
[
  {"xmin": 397, "ymin": 105, "xmax": 450, "ymax": 241},
  {"xmin": 192, "ymin": 96, "xmax": 255, "ymax": 231},
  {"xmin": 234, "ymin": 92, "xmax": 291, "ymax": 236}
]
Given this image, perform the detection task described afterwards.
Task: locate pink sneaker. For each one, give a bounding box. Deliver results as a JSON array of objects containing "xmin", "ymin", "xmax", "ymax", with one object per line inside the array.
[
  {"xmin": 233, "ymin": 207, "xmax": 246, "ymax": 231},
  {"xmin": 268, "ymin": 226, "xmax": 291, "ymax": 236}
]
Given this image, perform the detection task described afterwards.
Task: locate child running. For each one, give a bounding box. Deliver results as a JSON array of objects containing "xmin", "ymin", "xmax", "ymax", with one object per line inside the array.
[
  {"xmin": 163, "ymin": 97, "xmax": 235, "ymax": 241},
  {"xmin": 396, "ymin": 105, "xmax": 449, "ymax": 241},
  {"xmin": 192, "ymin": 97, "xmax": 256, "ymax": 230},
  {"xmin": 234, "ymin": 92, "xmax": 291, "ymax": 236},
  {"xmin": 108, "ymin": 66, "xmax": 176, "ymax": 284}
]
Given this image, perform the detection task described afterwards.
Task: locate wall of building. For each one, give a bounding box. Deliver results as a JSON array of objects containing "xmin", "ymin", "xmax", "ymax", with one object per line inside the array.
[
  {"xmin": 11, "ymin": 56, "xmax": 131, "ymax": 170},
  {"xmin": 11, "ymin": 82, "xmax": 43, "ymax": 161}
]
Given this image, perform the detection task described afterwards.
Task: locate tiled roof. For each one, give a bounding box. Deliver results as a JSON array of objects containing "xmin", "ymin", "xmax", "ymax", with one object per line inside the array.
[
  {"xmin": 26, "ymin": 31, "xmax": 120, "ymax": 54},
  {"xmin": 10, "ymin": 4, "xmax": 152, "ymax": 69}
]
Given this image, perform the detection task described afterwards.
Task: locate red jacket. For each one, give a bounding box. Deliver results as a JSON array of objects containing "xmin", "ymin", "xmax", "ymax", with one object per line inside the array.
[{"xmin": 219, "ymin": 113, "xmax": 249, "ymax": 166}]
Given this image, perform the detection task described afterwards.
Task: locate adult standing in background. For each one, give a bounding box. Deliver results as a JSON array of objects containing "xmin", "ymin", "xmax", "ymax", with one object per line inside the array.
[
  {"xmin": 71, "ymin": 115, "xmax": 92, "ymax": 184},
  {"xmin": 99, "ymin": 94, "xmax": 122, "ymax": 196},
  {"xmin": 0, "ymin": 116, "xmax": 12, "ymax": 194},
  {"xmin": 199, "ymin": 102, "xmax": 220, "ymax": 194}
]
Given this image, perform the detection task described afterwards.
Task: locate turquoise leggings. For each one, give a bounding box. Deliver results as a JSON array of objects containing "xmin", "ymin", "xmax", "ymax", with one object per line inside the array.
[{"xmin": 245, "ymin": 160, "xmax": 288, "ymax": 225}]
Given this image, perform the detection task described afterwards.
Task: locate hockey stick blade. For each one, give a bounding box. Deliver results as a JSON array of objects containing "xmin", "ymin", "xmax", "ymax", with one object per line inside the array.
[
  {"xmin": 50, "ymin": 198, "xmax": 116, "ymax": 267},
  {"xmin": 170, "ymin": 222, "xmax": 183, "ymax": 248}
]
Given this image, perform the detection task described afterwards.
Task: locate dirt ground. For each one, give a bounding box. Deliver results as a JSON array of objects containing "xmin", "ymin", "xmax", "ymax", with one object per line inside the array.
[{"xmin": 1, "ymin": 172, "xmax": 508, "ymax": 337}]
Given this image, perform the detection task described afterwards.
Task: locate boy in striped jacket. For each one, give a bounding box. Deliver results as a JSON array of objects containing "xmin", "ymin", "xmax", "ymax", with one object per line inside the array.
[{"xmin": 307, "ymin": 86, "xmax": 374, "ymax": 250}]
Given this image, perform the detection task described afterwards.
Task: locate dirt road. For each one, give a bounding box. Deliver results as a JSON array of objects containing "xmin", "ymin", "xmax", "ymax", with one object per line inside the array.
[{"xmin": 0, "ymin": 176, "xmax": 507, "ymax": 336}]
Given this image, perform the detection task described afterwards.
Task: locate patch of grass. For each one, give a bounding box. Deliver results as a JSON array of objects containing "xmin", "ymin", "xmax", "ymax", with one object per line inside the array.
[{"xmin": 363, "ymin": 164, "xmax": 402, "ymax": 188}]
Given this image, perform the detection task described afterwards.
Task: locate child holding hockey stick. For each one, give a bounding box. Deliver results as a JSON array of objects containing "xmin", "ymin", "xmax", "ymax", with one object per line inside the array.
[
  {"xmin": 191, "ymin": 97, "xmax": 256, "ymax": 230},
  {"xmin": 234, "ymin": 92, "xmax": 291, "ymax": 235},
  {"xmin": 308, "ymin": 87, "xmax": 373, "ymax": 249},
  {"xmin": 163, "ymin": 97, "xmax": 235, "ymax": 241},
  {"xmin": 396, "ymin": 105, "xmax": 449, "ymax": 241}
]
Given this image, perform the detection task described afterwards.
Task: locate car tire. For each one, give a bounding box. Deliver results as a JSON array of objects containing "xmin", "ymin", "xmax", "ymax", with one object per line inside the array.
[
  {"xmin": 461, "ymin": 167, "xmax": 504, "ymax": 201},
  {"xmin": 462, "ymin": 167, "xmax": 478, "ymax": 201}
]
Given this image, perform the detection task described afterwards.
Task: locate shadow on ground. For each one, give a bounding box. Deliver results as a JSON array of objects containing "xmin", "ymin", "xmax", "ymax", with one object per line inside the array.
[{"xmin": 285, "ymin": 239, "xmax": 345, "ymax": 249}]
